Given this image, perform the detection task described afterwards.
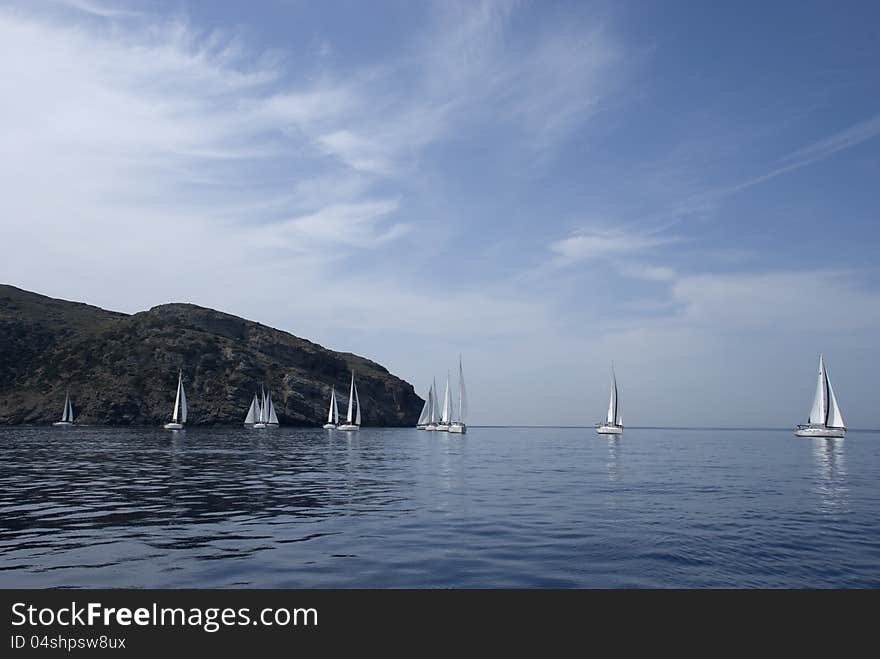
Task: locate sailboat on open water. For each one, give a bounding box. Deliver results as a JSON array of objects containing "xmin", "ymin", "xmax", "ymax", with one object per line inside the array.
[
  {"xmin": 595, "ymin": 364, "xmax": 623, "ymax": 435},
  {"xmin": 795, "ymin": 355, "xmax": 846, "ymax": 438}
]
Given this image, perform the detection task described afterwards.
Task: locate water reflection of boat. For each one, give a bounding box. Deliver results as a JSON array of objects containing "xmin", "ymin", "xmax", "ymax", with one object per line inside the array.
[
  {"xmin": 812, "ymin": 437, "xmax": 848, "ymax": 513},
  {"xmin": 606, "ymin": 436, "xmax": 622, "ymax": 482}
]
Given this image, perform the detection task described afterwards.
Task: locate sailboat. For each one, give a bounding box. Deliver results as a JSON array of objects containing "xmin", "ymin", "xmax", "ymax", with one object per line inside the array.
[
  {"xmin": 595, "ymin": 364, "xmax": 623, "ymax": 435},
  {"xmin": 425, "ymin": 377, "xmax": 439, "ymax": 431},
  {"xmin": 163, "ymin": 369, "xmax": 187, "ymax": 430},
  {"xmin": 249, "ymin": 385, "xmax": 279, "ymax": 429},
  {"xmin": 244, "ymin": 392, "xmax": 260, "ymax": 426},
  {"xmin": 52, "ymin": 389, "xmax": 74, "ymax": 427},
  {"xmin": 436, "ymin": 372, "xmax": 452, "ymax": 431},
  {"xmin": 795, "ymin": 354, "xmax": 846, "ymax": 438},
  {"xmin": 337, "ymin": 371, "xmax": 361, "ymax": 431},
  {"xmin": 324, "ymin": 385, "xmax": 339, "ymax": 429},
  {"xmin": 416, "ymin": 384, "xmax": 433, "ymax": 429},
  {"xmin": 448, "ymin": 357, "xmax": 468, "ymax": 434}
]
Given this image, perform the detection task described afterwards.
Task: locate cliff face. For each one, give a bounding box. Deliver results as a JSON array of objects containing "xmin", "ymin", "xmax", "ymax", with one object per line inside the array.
[{"xmin": 0, "ymin": 285, "xmax": 422, "ymax": 426}]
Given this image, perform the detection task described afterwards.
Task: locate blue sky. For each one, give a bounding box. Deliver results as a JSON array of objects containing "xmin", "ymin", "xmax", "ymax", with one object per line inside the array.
[{"xmin": 1, "ymin": 0, "xmax": 879, "ymax": 426}]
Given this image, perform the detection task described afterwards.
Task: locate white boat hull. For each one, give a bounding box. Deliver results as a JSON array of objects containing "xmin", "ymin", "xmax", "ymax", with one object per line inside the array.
[
  {"xmin": 252, "ymin": 423, "xmax": 267, "ymax": 429},
  {"xmin": 52, "ymin": 421, "xmax": 73, "ymax": 427},
  {"xmin": 416, "ymin": 425, "xmax": 427, "ymax": 430},
  {"xmin": 435, "ymin": 424, "xmax": 450, "ymax": 431},
  {"xmin": 338, "ymin": 424, "xmax": 359, "ymax": 431},
  {"xmin": 595, "ymin": 424, "xmax": 623, "ymax": 435},
  {"xmin": 794, "ymin": 426, "xmax": 845, "ymax": 438},
  {"xmin": 425, "ymin": 424, "xmax": 438, "ymax": 431},
  {"xmin": 163, "ymin": 422, "xmax": 184, "ymax": 430},
  {"xmin": 323, "ymin": 423, "xmax": 337, "ymax": 429},
  {"xmin": 448, "ymin": 423, "xmax": 466, "ymax": 434}
]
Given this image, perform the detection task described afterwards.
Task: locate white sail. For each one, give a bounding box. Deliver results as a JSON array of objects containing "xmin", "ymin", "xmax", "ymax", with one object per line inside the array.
[
  {"xmin": 457, "ymin": 358, "xmax": 468, "ymax": 424},
  {"xmin": 606, "ymin": 366, "xmax": 619, "ymax": 426},
  {"xmin": 172, "ymin": 371, "xmax": 182, "ymax": 423},
  {"xmin": 259, "ymin": 387, "xmax": 267, "ymax": 424},
  {"xmin": 441, "ymin": 374, "xmax": 451, "ymax": 424},
  {"xmin": 354, "ymin": 380, "xmax": 361, "ymax": 426},
  {"xmin": 808, "ymin": 355, "xmax": 827, "ymax": 425},
  {"xmin": 245, "ymin": 393, "xmax": 258, "ymax": 424},
  {"xmin": 61, "ymin": 391, "xmax": 71, "ymax": 422},
  {"xmin": 417, "ymin": 387, "xmax": 431, "ymax": 425},
  {"xmin": 826, "ymin": 371, "xmax": 845, "ymax": 429},
  {"xmin": 179, "ymin": 374, "xmax": 187, "ymax": 424},
  {"xmin": 328, "ymin": 387, "xmax": 336, "ymax": 424},
  {"xmin": 431, "ymin": 379, "xmax": 438, "ymax": 423},
  {"xmin": 267, "ymin": 392, "xmax": 279, "ymax": 425},
  {"xmin": 346, "ymin": 372, "xmax": 355, "ymax": 424},
  {"xmin": 333, "ymin": 387, "xmax": 339, "ymax": 424},
  {"xmin": 67, "ymin": 394, "xmax": 74, "ymax": 423}
]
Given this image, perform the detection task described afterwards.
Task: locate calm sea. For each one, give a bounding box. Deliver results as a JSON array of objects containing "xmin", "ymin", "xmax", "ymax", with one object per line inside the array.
[{"xmin": 1, "ymin": 426, "xmax": 878, "ymax": 588}]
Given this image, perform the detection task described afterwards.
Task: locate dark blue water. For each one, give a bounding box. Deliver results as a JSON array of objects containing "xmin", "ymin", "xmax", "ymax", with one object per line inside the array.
[{"xmin": 1, "ymin": 426, "xmax": 878, "ymax": 588}]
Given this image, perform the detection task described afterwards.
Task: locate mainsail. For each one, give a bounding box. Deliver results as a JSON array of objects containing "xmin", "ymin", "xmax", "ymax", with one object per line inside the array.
[
  {"xmin": 440, "ymin": 374, "xmax": 451, "ymax": 424},
  {"xmin": 808, "ymin": 356, "xmax": 827, "ymax": 425},
  {"xmin": 172, "ymin": 370, "xmax": 186, "ymax": 423},
  {"xmin": 806, "ymin": 355, "xmax": 846, "ymax": 429},
  {"xmin": 807, "ymin": 355, "xmax": 845, "ymax": 428},
  {"xmin": 267, "ymin": 394, "xmax": 279, "ymax": 425},
  {"xmin": 61, "ymin": 390, "xmax": 73, "ymax": 423},
  {"xmin": 431, "ymin": 378, "xmax": 438, "ymax": 423},
  {"xmin": 346, "ymin": 372, "xmax": 355, "ymax": 424},
  {"xmin": 179, "ymin": 373, "xmax": 187, "ymax": 423},
  {"xmin": 328, "ymin": 386, "xmax": 339, "ymax": 424},
  {"xmin": 244, "ymin": 393, "xmax": 259, "ymax": 424},
  {"xmin": 354, "ymin": 379, "xmax": 361, "ymax": 426},
  {"xmin": 417, "ymin": 386, "xmax": 432, "ymax": 425},
  {"xmin": 606, "ymin": 366, "xmax": 619, "ymax": 426}
]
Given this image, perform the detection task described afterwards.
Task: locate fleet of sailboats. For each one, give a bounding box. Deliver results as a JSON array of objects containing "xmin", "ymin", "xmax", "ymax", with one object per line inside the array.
[
  {"xmin": 417, "ymin": 357, "xmax": 469, "ymax": 434},
  {"xmin": 244, "ymin": 385, "xmax": 279, "ymax": 429},
  {"xmin": 52, "ymin": 389, "xmax": 74, "ymax": 427},
  {"xmin": 163, "ymin": 369, "xmax": 187, "ymax": 430},
  {"xmin": 324, "ymin": 385, "xmax": 340, "ymax": 429},
  {"xmin": 795, "ymin": 355, "xmax": 846, "ymax": 438},
  {"xmin": 337, "ymin": 371, "xmax": 361, "ymax": 431},
  {"xmin": 595, "ymin": 364, "xmax": 623, "ymax": 435},
  {"xmin": 42, "ymin": 355, "xmax": 855, "ymax": 439}
]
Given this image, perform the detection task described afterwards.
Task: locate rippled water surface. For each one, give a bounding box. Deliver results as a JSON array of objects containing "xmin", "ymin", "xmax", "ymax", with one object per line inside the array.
[{"xmin": 1, "ymin": 426, "xmax": 878, "ymax": 588}]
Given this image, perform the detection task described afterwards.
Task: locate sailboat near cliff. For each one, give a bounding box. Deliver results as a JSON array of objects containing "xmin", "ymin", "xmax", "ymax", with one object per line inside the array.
[
  {"xmin": 795, "ymin": 354, "xmax": 846, "ymax": 438},
  {"xmin": 416, "ymin": 383, "xmax": 433, "ymax": 429},
  {"xmin": 337, "ymin": 372, "xmax": 361, "ymax": 431},
  {"xmin": 163, "ymin": 369, "xmax": 187, "ymax": 430},
  {"xmin": 52, "ymin": 389, "xmax": 74, "ymax": 427},
  {"xmin": 448, "ymin": 357, "xmax": 468, "ymax": 434},
  {"xmin": 244, "ymin": 385, "xmax": 279, "ymax": 429},
  {"xmin": 324, "ymin": 385, "xmax": 339, "ymax": 429},
  {"xmin": 425, "ymin": 377, "xmax": 439, "ymax": 431},
  {"xmin": 436, "ymin": 373, "xmax": 452, "ymax": 432},
  {"xmin": 595, "ymin": 364, "xmax": 623, "ymax": 435}
]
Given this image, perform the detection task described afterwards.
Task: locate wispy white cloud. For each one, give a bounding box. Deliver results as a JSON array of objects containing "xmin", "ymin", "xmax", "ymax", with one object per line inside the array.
[
  {"xmin": 48, "ymin": 0, "xmax": 140, "ymax": 19},
  {"xmin": 549, "ymin": 228, "xmax": 677, "ymax": 265},
  {"xmin": 278, "ymin": 199, "xmax": 409, "ymax": 249}
]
